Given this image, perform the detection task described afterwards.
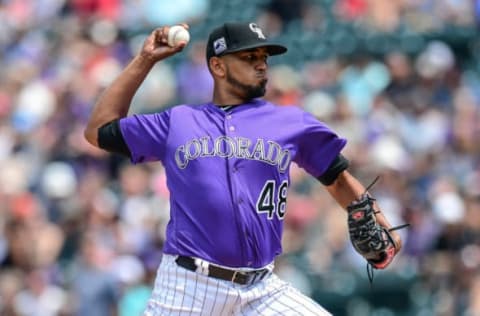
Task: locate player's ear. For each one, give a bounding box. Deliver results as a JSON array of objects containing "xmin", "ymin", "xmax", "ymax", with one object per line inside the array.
[{"xmin": 209, "ymin": 57, "xmax": 225, "ymax": 77}]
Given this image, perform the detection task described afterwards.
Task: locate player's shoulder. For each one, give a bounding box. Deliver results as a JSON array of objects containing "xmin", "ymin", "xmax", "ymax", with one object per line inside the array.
[
  {"xmin": 167, "ymin": 101, "xmax": 309, "ymax": 119},
  {"xmin": 168, "ymin": 103, "xmax": 209, "ymax": 112},
  {"xmin": 160, "ymin": 103, "xmax": 213, "ymax": 118},
  {"xmin": 261, "ymin": 100, "xmax": 309, "ymax": 117}
]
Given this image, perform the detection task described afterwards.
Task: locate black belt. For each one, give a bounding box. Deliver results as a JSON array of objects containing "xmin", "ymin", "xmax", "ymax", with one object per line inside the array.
[{"xmin": 175, "ymin": 256, "xmax": 271, "ymax": 285}]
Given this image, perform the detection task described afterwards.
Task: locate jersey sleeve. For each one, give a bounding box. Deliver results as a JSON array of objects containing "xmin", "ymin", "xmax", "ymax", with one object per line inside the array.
[
  {"xmin": 294, "ymin": 112, "xmax": 347, "ymax": 178},
  {"xmin": 118, "ymin": 110, "xmax": 170, "ymax": 164}
]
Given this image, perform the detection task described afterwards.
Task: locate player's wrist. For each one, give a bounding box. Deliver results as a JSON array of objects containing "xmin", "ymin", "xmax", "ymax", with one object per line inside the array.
[
  {"xmin": 134, "ymin": 53, "xmax": 158, "ymax": 69},
  {"xmin": 390, "ymin": 231, "xmax": 402, "ymax": 253}
]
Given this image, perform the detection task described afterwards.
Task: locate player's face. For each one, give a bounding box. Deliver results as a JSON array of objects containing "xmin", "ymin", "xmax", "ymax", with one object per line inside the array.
[{"xmin": 222, "ymin": 48, "xmax": 269, "ymax": 100}]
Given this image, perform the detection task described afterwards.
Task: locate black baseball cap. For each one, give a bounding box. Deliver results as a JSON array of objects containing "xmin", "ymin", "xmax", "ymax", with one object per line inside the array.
[{"xmin": 206, "ymin": 22, "xmax": 287, "ymax": 62}]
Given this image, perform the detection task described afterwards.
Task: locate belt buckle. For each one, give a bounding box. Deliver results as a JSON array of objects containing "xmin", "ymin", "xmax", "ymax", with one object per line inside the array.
[{"xmin": 231, "ymin": 270, "xmax": 239, "ymax": 283}]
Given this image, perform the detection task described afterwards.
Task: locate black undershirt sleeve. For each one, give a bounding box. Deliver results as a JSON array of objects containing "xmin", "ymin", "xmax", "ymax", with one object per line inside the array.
[
  {"xmin": 97, "ymin": 119, "xmax": 131, "ymax": 158},
  {"xmin": 317, "ymin": 154, "xmax": 349, "ymax": 186}
]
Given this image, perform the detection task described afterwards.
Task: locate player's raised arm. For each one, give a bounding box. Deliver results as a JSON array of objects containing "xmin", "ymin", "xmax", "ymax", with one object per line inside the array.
[{"xmin": 84, "ymin": 24, "xmax": 189, "ymax": 147}]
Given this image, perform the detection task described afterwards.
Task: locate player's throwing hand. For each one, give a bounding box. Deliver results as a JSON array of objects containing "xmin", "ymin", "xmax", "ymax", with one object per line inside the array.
[{"xmin": 140, "ymin": 24, "xmax": 189, "ymax": 63}]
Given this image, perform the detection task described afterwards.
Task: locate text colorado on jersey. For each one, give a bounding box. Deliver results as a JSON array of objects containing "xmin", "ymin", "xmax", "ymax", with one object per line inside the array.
[{"xmin": 174, "ymin": 136, "xmax": 292, "ymax": 172}]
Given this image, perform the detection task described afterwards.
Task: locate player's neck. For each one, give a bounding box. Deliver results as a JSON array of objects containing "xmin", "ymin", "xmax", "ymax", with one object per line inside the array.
[{"xmin": 212, "ymin": 89, "xmax": 250, "ymax": 107}]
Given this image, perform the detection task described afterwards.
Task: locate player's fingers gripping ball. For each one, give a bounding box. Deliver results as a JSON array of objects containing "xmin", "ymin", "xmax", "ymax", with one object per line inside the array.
[{"xmin": 168, "ymin": 25, "xmax": 190, "ymax": 47}]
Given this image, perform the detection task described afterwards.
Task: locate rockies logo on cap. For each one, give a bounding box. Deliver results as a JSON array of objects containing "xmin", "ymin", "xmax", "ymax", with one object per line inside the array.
[{"xmin": 249, "ymin": 23, "xmax": 266, "ymax": 39}]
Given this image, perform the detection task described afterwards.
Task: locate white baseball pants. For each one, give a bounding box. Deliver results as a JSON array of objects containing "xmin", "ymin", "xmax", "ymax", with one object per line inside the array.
[{"xmin": 143, "ymin": 254, "xmax": 332, "ymax": 316}]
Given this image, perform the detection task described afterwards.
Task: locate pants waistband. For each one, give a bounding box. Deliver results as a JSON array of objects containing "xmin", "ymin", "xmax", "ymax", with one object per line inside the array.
[{"xmin": 174, "ymin": 256, "xmax": 271, "ymax": 285}]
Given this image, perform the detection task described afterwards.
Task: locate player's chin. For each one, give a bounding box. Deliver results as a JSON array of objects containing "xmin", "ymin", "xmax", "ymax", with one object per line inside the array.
[
  {"xmin": 255, "ymin": 84, "xmax": 267, "ymax": 97},
  {"xmin": 257, "ymin": 79, "xmax": 268, "ymax": 93},
  {"xmin": 245, "ymin": 85, "xmax": 266, "ymax": 99}
]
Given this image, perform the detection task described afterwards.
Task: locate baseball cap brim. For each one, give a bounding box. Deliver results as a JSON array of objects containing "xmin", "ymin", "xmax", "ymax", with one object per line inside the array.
[{"xmin": 222, "ymin": 43, "xmax": 287, "ymax": 56}]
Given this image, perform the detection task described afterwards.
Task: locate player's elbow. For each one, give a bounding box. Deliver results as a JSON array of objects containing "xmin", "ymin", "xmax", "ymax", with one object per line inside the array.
[
  {"xmin": 324, "ymin": 169, "xmax": 349, "ymax": 188},
  {"xmin": 84, "ymin": 124, "xmax": 99, "ymax": 147}
]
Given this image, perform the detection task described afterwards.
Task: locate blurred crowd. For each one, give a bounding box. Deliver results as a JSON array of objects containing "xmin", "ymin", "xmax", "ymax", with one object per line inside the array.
[{"xmin": 0, "ymin": 0, "xmax": 480, "ymax": 315}]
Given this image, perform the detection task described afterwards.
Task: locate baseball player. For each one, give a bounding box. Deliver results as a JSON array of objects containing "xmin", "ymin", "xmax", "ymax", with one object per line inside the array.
[{"xmin": 84, "ymin": 22, "xmax": 403, "ymax": 315}]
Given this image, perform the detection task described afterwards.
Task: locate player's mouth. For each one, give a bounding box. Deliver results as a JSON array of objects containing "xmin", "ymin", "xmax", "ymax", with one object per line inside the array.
[{"xmin": 257, "ymin": 75, "xmax": 268, "ymax": 84}]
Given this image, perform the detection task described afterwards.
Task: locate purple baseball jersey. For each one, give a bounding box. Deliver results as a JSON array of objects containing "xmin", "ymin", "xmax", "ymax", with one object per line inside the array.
[{"xmin": 119, "ymin": 99, "xmax": 346, "ymax": 268}]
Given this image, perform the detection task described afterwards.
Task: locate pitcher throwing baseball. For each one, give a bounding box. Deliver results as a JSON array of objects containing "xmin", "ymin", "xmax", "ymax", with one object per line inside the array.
[{"xmin": 84, "ymin": 22, "xmax": 403, "ymax": 315}]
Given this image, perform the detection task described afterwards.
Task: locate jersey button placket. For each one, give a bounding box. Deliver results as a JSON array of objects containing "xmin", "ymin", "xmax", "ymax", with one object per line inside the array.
[
  {"xmin": 227, "ymin": 118, "xmax": 239, "ymax": 198},
  {"xmin": 224, "ymin": 113, "xmax": 246, "ymax": 263},
  {"xmin": 226, "ymin": 113, "xmax": 235, "ymax": 132}
]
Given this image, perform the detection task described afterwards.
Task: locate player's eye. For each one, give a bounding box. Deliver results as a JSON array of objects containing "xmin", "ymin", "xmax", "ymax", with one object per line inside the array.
[
  {"xmin": 245, "ymin": 54, "xmax": 255, "ymax": 61},
  {"xmin": 241, "ymin": 54, "xmax": 268, "ymax": 63}
]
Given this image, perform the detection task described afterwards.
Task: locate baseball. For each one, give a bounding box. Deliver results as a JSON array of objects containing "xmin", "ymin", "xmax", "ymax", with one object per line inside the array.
[{"xmin": 167, "ymin": 25, "xmax": 190, "ymax": 47}]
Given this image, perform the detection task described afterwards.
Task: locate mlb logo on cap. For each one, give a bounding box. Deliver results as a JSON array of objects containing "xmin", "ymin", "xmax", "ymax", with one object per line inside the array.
[{"xmin": 213, "ymin": 37, "xmax": 227, "ymax": 55}]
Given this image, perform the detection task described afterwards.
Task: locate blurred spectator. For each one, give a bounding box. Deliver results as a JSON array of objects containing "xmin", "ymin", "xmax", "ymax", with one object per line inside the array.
[
  {"xmin": 70, "ymin": 232, "xmax": 120, "ymax": 316},
  {"xmin": 0, "ymin": 269, "xmax": 24, "ymax": 316},
  {"xmin": 141, "ymin": 0, "xmax": 209, "ymax": 26},
  {"xmin": 258, "ymin": 0, "xmax": 318, "ymax": 36},
  {"xmin": 265, "ymin": 64, "xmax": 303, "ymax": 105},
  {"xmin": 112, "ymin": 255, "xmax": 151, "ymax": 316},
  {"xmin": 131, "ymin": 62, "xmax": 177, "ymax": 112},
  {"xmin": 176, "ymin": 41, "xmax": 214, "ymax": 104},
  {"xmin": 339, "ymin": 55, "xmax": 391, "ymax": 117},
  {"xmin": 3, "ymin": 193, "xmax": 64, "ymax": 270},
  {"xmin": 13, "ymin": 269, "xmax": 68, "ymax": 316},
  {"xmin": 335, "ymin": 0, "xmax": 368, "ymax": 21},
  {"xmin": 68, "ymin": 0, "xmax": 122, "ymax": 21},
  {"xmin": 263, "ymin": 0, "xmax": 309, "ymax": 24}
]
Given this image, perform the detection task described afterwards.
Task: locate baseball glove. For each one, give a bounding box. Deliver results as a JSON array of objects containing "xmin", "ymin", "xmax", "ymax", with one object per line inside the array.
[{"xmin": 347, "ymin": 188, "xmax": 409, "ymax": 282}]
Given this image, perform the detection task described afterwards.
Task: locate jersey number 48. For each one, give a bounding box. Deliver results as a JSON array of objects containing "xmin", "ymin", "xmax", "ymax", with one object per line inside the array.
[{"xmin": 256, "ymin": 180, "xmax": 288, "ymax": 220}]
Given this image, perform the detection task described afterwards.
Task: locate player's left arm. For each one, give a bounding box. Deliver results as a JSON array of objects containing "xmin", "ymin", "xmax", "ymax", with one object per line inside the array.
[
  {"xmin": 324, "ymin": 169, "xmax": 402, "ymax": 254},
  {"xmin": 294, "ymin": 110, "xmax": 403, "ymax": 268}
]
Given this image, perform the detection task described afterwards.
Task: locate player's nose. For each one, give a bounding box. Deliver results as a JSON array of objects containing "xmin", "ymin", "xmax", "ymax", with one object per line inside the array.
[{"xmin": 256, "ymin": 60, "xmax": 267, "ymax": 72}]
